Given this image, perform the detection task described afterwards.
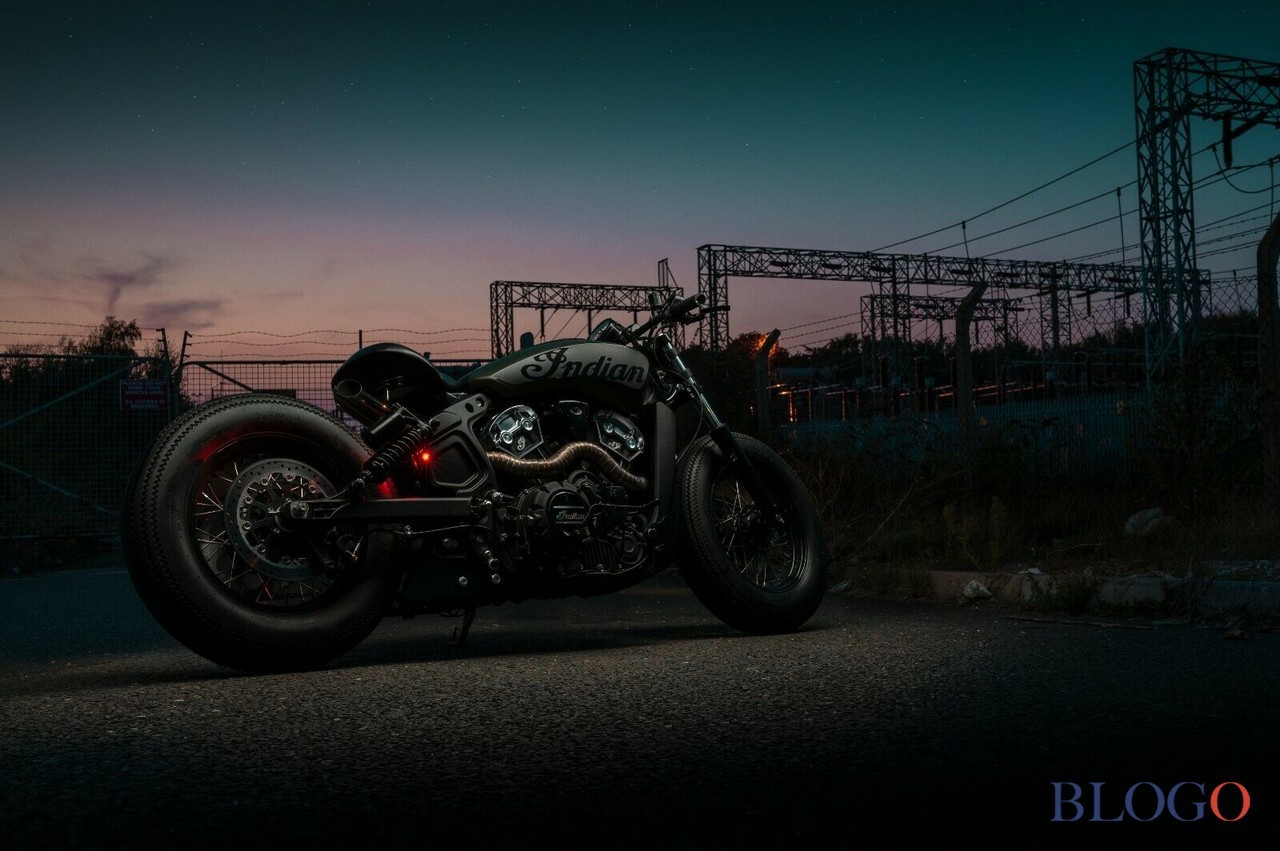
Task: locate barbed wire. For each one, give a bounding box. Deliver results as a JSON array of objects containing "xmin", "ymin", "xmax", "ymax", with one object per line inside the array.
[{"xmin": 0, "ymin": 319, "xmax": 110, "ymax": 329}]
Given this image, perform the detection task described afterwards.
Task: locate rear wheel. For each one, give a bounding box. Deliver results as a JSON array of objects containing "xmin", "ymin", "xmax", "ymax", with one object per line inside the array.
[
  {"xmin": 123, "ymin": 394, "xmax": 398, "ymax": 672},
  {"xmin": 676, "ymin": 433, "xmax": 827, "ymax": 633}
]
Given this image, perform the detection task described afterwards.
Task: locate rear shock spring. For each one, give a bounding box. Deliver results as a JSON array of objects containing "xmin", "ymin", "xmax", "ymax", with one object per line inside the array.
[{"xmin": 349, "ymin": 419, "xmax": 434, "ymax": 496}]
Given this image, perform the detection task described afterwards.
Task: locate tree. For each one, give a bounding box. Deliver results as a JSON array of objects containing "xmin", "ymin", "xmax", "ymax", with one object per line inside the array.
[
  {"xmin": 0, "ymin": 317, "xmax": 172, "ymax": 539},
  {"xmin": 679, "ymin": 332, "xmax": 772, "ymax": 435},
  {"xmin": 61, "ymin": 317, "xmax": 143, "ymax": 357}
]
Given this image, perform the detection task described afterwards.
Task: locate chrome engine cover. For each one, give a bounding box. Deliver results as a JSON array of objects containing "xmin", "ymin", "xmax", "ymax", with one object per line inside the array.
[
  {"xmin": 486, "ymin": 404, "xmax": 544, "ymax": 458},
  {"xmin": 593, "ymin": 411, "xmax": 644, "ymax": 463}
]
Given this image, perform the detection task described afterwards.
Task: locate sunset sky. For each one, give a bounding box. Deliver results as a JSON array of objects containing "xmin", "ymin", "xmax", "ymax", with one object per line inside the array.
[{"xmin": 4, "ymin": 1, "xmax": 1279, "ymax": 358}]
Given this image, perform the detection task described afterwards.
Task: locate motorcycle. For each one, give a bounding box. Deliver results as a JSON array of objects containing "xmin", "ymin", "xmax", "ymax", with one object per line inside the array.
[{"xmin": 123, "ymin": 293, "xmax": 828, "ymax": 671}]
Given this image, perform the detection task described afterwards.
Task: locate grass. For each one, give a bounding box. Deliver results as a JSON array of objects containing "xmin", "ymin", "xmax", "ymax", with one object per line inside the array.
[
  {"xmin": 784, "ymin": 427, "xmax": 1278, "ymax": 614},
  {"xmin": 860, "ymin": 560, "xmax": 936, "ymax": 598}
]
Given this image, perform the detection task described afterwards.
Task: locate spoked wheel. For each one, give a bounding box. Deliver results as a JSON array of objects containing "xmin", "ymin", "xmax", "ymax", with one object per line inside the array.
[
  {"xmin": 708, "ymin": 476, "xmax": 805, "ymax": 592},
  {"xmin": 124, "ymin": 394, "xmax": 398, "ymax": 672},
  {"xmin": 194, "ymin": 454, "xmax": 356, "ymax": 609},
  {"xmin": 677, "ymin": 433, "xmax": 827, "ymax": 634}
]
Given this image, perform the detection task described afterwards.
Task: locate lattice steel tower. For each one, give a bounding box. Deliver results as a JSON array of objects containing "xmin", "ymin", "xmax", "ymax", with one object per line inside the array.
[{"xmin": 1135, "ymin": 47, "xmax": 1280, "ymax": 376}]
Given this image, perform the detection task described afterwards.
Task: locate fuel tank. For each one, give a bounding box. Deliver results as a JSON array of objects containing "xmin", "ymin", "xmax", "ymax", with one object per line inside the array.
[{"xmin": 462, "ymin": 340, "xmax": 651, "ymax": 412}]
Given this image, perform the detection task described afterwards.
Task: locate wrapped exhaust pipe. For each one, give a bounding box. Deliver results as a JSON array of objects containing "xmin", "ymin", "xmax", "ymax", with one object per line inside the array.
[{"xmin": 487, "ymin": 442, "xmax": 647, "ymax": 493}]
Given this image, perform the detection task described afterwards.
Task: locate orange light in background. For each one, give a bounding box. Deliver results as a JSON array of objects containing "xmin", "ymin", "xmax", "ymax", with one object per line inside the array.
[{"xmin": 418, "ymin": 450, "xmax": 432, "ymax": 464}]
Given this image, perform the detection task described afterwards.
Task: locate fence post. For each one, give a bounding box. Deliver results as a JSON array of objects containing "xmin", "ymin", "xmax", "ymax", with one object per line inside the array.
[
  {"xmin": 913, "ymin": 357, "xmax": 925, "ymax": 413},
  {"xmin": 1258, "ymin": 213, "xmax": 1280, "ymax": 509},
  {"xmin": 755, "ymin": 329, "xmax": 780, "ymax": 441},
  {"xmin": 158, "ymin": 328, "xmax": 176, "ymax": 414},
  {"xmin": 955, "ymin": 279, "xmax": 989, "ymax": 484},
  {"xmin": 877, "ymin": 357, "xmax": 890, "ymax": 417}
]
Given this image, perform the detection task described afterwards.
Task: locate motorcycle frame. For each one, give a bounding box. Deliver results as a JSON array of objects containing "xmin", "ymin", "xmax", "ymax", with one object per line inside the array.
[{"xmin": 279, "ymin": 293, "xmax": 777, "ymax": 610}]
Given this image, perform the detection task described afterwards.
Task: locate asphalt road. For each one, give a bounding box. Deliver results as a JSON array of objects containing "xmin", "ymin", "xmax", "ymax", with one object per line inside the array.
[{"xmin": 2, "ymin": 567, "xmax": 1278, "ymax": 849}]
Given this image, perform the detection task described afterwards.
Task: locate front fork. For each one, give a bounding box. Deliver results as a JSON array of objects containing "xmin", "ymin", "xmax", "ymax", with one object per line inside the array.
[{"xmin": 654, "ymin": 335, "xmax": 785, "ymax": 526}]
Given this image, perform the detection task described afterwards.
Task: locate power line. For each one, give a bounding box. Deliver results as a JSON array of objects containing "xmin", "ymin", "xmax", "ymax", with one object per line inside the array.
[
  {"xmin": 982, "ymin": 167, "xmax": 1280, "ymax": 260},
  {"xmin": 1199, "ymin": 199, "xmax": 1279, "ymax": 230},
  {"xmin": 874, "ymin": 140, "xmax": 1238, "ymax": 259},
  {"xmin": 788, "ymin": 320, "xmax": 861, "ymax": 344},
  {"xmin": 795, "ymin": 332, "xmax": 865, "ymax": 352},
  {"xmin": 1197, "ymin": 226, "xmax": 1271, "ymax": 258},
  {"xmin": 1198, "ymin": 211, "xmax": 1273, "ymax": 235},
  {"xmin": 924, "ymin": 183, "xmax": 1135, "ymax": 255},
  {"xmin": 1211, "ymin": 148, "xmax": 1280, "ymax": 195},
  {"xmin": 1061, "ymin": 196, "xmax": 1280, "ymax": 264},
  {"xmin": 1065, "ymin": 224, "xmax": 1274, "ymax": 266},
  {"xmin": 869, "ymin": 139, "xmax": 1136, "ymax": 252},
  {"xmin": 1197, "ymin": 225, "xmax": 1269, "ymax": 250},
  {"xmin": 984, "ymin": 210, "xmax": 1125, "ymax": 257},
  {"xmin": 550, "ymin": 309, "xmax": 577, "ymax": 341},
  {"xmin": 778, "ymin": 311, "xmax": 860, "ymax": 333}
]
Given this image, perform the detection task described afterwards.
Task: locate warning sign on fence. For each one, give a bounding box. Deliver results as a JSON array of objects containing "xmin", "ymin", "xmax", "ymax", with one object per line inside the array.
[{"xmin": 120, "ymin": 378, "xmax": 169, "ymax": 411}]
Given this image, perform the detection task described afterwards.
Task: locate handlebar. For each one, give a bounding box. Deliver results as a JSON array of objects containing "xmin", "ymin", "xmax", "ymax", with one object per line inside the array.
[
  {"xmin": 627, "ymin": 293, "xmax": 710, "ymax": 339},
  {"xmin": 667, "ymin": 293, "xmax": 706, "ymax": 323}
]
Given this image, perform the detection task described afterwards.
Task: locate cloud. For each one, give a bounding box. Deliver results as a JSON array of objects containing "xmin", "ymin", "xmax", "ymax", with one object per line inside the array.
[
  {"xmin": 138, "ymin": 299, "xmax": 224, "ymax": 331},
  {"xmin": 314, "ymin": 257, "xmax": 349, "ymax": 283},
  {"xmin": 11, "ymin": 238, "xmax": 74, "ymax": 285},
  {"xmin": 83, "ymin": 252, "xmax": 172, "ymax": 315},
  {"xmin": 4, "ymin": 243, "xmax": 181, "ymax": 318},
  {"xmin": 296, "ymin": 256, "xmax": 350, "ymax": 289}
]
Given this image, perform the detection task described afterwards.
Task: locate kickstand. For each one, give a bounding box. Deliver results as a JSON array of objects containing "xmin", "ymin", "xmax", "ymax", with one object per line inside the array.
[{"xmin": 450, "ymin": 608, "xmax": 477, "ymax": 649}]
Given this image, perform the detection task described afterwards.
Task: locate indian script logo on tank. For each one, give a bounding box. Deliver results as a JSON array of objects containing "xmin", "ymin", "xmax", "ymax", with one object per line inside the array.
[{"xmin": 520, "ymin": 347, "xmax": 646, "ymax": 386}]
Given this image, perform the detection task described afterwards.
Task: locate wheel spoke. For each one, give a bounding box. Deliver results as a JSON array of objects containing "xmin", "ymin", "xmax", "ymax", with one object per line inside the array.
[
  {"xmin": 709, "ymin": 469, "xmax": 802, "ymax": 592},
  {"xmin": 193, "ymin": 453, "xmax": 348, "ymax": 611}
]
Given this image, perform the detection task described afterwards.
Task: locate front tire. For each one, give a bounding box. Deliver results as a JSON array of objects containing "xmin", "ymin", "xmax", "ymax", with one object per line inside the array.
[
  {"xmin": 122, "ymin": 394, "xmax": 398, "ymax": 672},
  {"xmin": 677, "ymin": 433, "xmax": 827, "ymax": 633}
]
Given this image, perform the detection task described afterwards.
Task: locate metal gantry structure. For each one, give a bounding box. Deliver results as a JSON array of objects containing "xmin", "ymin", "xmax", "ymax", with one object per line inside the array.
[
  {"xmin": 1135, "ymin": 47, "xmax": 1280, "ymax": 375},
  {"xmin": 696, "ymin": 244, "xmax": 1143, "ymax": 357},
  {"xmin": 488, "ymin": 279, "xmax": 683, "ymax": 358},
  {"xmin": 860, "ymin": 291, "xmax": 1027, "ymax": 349},
  {"xmin": 487, "ymin": 50, "xmax": 1278, "ymax": 384}
]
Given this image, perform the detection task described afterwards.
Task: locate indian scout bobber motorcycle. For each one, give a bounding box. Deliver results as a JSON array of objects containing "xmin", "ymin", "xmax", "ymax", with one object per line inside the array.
[{"xmin": 123, "ymin": 293, "xmax": 827, "ymax": 671}]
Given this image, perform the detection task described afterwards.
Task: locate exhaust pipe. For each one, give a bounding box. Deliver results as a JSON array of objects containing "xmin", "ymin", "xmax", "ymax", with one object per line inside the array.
[
  {"xmin": 333, "ymin": 379, "xmax": 391, "ymax": 426},
  {"xmin": 487, "ymin": 442, "xmax": 647, "ymax": 493}
]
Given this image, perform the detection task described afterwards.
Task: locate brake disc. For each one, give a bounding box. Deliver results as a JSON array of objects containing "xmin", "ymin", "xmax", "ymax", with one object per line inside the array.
[{"xmin": 223, "ymin": 458, "xmax": 336, "ymax": 583}]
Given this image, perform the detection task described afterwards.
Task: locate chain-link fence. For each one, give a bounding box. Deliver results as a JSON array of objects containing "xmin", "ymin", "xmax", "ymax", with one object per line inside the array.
[
  {"xmin": 177, "ymin": 358, "xmax": 485, "ymax": 423},
  {"xmin": 778, "ymin": 389, "xmax": 1145, "ymax": 481},
  {"xmin": 768, "ymin": 269, "xmax": 1265, "ymax": 482},
  {"xmin": 1, "ymin": 352, "xmax": 489, "ymax": 541},
  {"xmin": 179, "ymin": 360, "xmax": 349, "ymax": 413},
  {"xmin": 0, "ymin": 353, "xmax": 173, "ymax": 539}
]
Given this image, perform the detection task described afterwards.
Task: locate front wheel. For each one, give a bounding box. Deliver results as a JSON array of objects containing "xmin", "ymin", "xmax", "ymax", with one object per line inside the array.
[
  {"xmin": 122, "ymin": 394, "xmax": 398, "ymax": 672},
  {"xmin": 676, "ymin": 433, "xmax": 827, "ymax": 633}
]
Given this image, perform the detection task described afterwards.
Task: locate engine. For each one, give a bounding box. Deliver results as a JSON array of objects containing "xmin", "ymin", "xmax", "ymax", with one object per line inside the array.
[{"xmin": 481, "ymin": 402, "xmax": 651, "ymax": 580}]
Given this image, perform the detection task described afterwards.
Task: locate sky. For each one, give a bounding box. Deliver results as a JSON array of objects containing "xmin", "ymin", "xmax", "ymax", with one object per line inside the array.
[{"xmin": 3, "ymin": 1, "xmax": 1280, "ymax": 358}]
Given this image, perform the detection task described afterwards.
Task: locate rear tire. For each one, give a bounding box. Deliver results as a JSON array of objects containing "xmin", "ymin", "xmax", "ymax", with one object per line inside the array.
[
  {"xmin": 676, "ymin": 433, "xmax": 827, "ymax": 633},
  {"xmin": 122, "ymin": 394, "xmax": 398, "ymax": 672}
]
